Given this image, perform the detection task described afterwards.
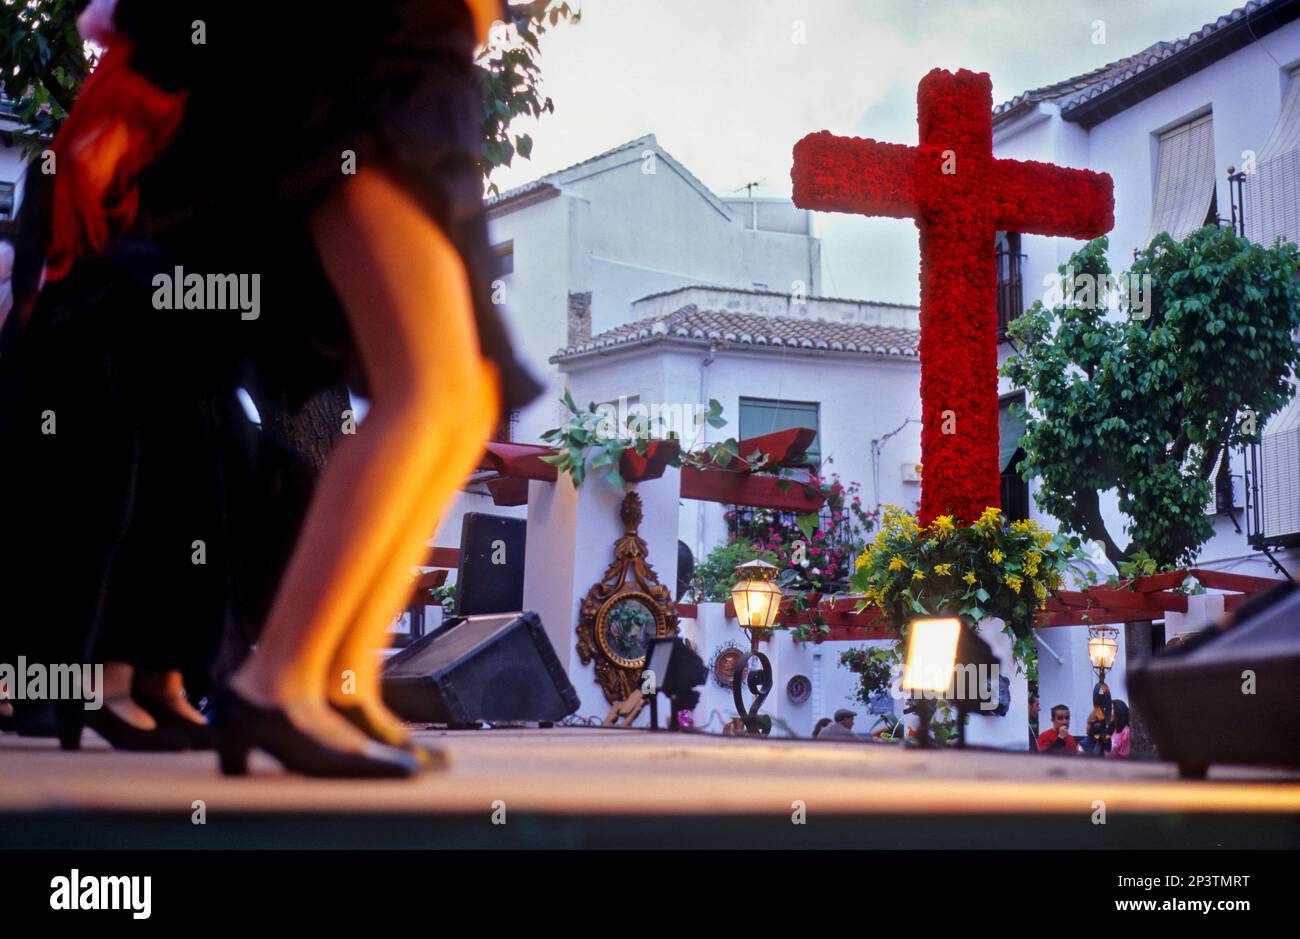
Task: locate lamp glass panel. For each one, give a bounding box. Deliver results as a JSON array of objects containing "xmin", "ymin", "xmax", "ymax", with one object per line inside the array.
[
  {"xmin": 733, "ymin": 578, "xmax": 781, "ymax": 629},
  {"xmin": 1088, "ymin": 635, "xmax": 1118, "ymax": 669},
  {"xmin": 900, "ymin": 618, "xmax": 962, "ymax": 693}
]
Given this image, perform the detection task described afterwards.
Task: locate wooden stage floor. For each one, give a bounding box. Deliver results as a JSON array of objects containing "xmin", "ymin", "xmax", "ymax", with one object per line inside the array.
[{"xmin": 2, "ymin": 727, "xmax": 1297, "ymax": 849}]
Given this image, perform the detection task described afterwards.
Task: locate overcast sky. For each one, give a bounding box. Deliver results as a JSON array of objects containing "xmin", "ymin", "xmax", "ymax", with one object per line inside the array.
[{"xmin": 490, "ymin": 0, "xmax": 1252, "ymax": 305}]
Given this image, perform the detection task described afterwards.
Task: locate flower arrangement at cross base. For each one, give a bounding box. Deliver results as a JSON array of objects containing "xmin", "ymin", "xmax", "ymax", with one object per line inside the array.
[{"xmin": 850, "ymin": 505, "xmax": 1081, "ymax": 672}]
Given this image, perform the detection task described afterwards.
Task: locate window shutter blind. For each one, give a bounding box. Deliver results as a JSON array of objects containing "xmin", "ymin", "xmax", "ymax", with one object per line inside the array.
[
  {"xmin": 1246, "ymin": 68, "xmax": 1300, "ymax": 248},
  {"xmin": 1149, "ymin": 114, "xmax": 1216, "ymax": 242},
  {"xmin": 1260, "ymin": 392, "xmax": 1300, "ymax": 540}
]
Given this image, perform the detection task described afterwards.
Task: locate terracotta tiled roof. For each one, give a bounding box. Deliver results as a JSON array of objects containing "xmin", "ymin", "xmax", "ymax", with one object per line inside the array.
[
  {"xmin": 994, "ymin": 0, "xmax": 1291, "ymax": 124},
  {"xmin": 552, "ymin": 305, "xmax": 920, "ymax": 363}
]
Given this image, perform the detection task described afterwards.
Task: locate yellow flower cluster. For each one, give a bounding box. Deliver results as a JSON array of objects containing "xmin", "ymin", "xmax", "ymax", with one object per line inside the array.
[
  {"xmin": 930, "ymin": 515, "xmax": 956, "ymax": 539},
  {"xmin": 880, "ymin": 505, "xmax": 921, "ymax": 538},
  {"xmin": 1011, "ymin": 517, "xmax": 1054, "ymax": 549},
  {"xmin": 850, "ymin": 500, "xmax": 1072, "ymax": 632}
]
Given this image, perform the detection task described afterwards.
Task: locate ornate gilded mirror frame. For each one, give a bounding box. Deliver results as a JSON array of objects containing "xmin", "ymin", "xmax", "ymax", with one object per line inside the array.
[{"xmin": 577, "ymin": 492, "xmax": 679, "ymax": 704}]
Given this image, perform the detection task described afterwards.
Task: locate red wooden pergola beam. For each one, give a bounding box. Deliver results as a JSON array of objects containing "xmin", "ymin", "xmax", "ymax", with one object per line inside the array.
[
  {"xmin": 681, "ymin": 467, "xmax": 827, "ymax": 511},
  {"xmin": 1224, "ymin": 593, "xmax": 1251, "ymax": 612},
  {"xmin": 1036, "ymin": 610, "xmax": 1154, "ymax": 627},
  {"xmin": 486, "ymin": 476, "xmax": 529, "ymax": 506},
  {"xmin": 425, "ymin": 547, "xmax": 460, "ymax": 568},
  {"xmin": 1186, "ymin": 569, "xmax": 1280, "ymax": 594},
  {"xmin": 821, "ymin": 625, "xmax": 897, "ymax": 641},
  {"xmin": 479, "ymin": 442, "xmax": 558, "ymax": 481},
  {"xmin": 1045, "ymin": 587, "xmax": 1189, "ymax": 613},
  {"xmin": 1128, "ymin": 570, "xmax": 1188, "ymax": 592}
]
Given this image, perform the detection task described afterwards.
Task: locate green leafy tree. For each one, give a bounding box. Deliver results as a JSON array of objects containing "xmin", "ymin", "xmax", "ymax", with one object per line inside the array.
[
  {"xmin": 0, "ymin": 0, "xmax": 90, "ymax": 143},
  {"xmin": 1002, "ymin": 228, "xmax": 1300, "ymax": 567}
]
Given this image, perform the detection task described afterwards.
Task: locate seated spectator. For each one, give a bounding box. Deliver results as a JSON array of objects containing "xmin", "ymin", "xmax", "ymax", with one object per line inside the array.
[
  {"xmin": 1082, "ymin": 706, "xmax": 1109, "ymax": 756},
  {"xmin": 1036, "ymin": 704, "xmax": 1078, "ymax": 754},
  {"xmin": 811, "ymin": 717, "xmax": 832, "ymax": 738},
  {"xmin": 1106, "ymin": 700, "xmax": 1132, "ymax": 758},
  {"xmin": 817, "ymin": 709, "xmax": 859, "ymax": 741}
]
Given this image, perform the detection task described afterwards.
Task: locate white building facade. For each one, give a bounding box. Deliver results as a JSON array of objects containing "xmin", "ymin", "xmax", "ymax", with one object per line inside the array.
[
  {"xmin": 993, "ymin": 0, "xmax": 1300, "ymax": 581},
  {"xmin": 434, "ymin": 134, "xmax": 923, "ymax": 560},
  {"xmin": 992, "ymin": 0, "xmax": 1300, "ymax": 724}
]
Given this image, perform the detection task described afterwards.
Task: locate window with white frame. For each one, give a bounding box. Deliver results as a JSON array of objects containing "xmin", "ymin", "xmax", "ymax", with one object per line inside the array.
[{"xmin": 738, "ymin": 397, "xmax": 820, "ymax": 468}]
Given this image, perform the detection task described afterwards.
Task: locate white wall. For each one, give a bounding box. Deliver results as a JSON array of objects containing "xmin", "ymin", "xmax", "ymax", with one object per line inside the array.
[{"xmin": 485, "ymin": 137, "xmax": 821, "ymax": 447}]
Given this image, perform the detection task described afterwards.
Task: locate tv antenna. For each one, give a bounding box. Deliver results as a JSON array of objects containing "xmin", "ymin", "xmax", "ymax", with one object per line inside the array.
[{"xmin": 732, "ymin": 179, "xmax": 766, "ymax": 229}]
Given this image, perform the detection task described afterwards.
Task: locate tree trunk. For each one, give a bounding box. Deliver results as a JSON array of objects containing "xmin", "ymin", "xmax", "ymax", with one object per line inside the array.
[{"xmin": 1123, "ymin": 620, "xmax": 1159, "ymax": 757}]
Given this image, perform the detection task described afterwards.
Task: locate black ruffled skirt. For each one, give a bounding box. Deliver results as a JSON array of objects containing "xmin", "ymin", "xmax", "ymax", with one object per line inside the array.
[{"xmin": 124, "ymin": 0, "xmax": 544, "ymax": 413}]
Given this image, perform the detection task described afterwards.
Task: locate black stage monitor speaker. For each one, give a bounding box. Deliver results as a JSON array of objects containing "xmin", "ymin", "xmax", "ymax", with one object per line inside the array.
[
  {"xmin": 1130, "ymin": 578, "xmax": 1300, "ymax": 778},
  {"xmin": 456, "ymin": 513, "xmax": 526, "ymax": 615},
  {"xmin": 381, "ymin": 610, "xmax": 579, "ymax": 724}
]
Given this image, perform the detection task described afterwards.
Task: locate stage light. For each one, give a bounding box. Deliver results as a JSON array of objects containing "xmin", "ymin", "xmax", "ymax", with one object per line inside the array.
[
  {"xmin": 730, "ymin": 559, "xmax": 782, "ymax": 630},
  {"xmin": 900, "ymin": 617, "xmax": 1000, "ymax": 748},
  {"xmin": 900, "ymin": 617, "xmax": 963, "ymax": 694},
  {"xmin": 643, "ymin": 637, "xmax": 707, "ymax": 731}
]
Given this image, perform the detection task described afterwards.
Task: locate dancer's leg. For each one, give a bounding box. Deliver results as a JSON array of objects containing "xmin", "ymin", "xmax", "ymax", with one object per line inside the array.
[
  {"xmin": 101, "ymin": 662, "xmax": 156, "ymax": 729},
  {"xmin": 230, "ymin": 169, "xmax": 497, "ymax": 750},
  {"xmin": 133, "ymin": 669, "xmax": 206, "ymax": 725},
  {"xmin": 324, "ymin": 358, "xmax": 497, "ymax": 741}
]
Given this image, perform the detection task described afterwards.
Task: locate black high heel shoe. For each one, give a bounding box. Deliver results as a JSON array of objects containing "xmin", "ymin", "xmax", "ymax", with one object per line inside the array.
[
  {"xmin": 59, "ymin": 698, "xmax": 191, "ymax": 752},
  {"xmin": 135, "ymin": 696, "xmax": 214, "ymax": 751},
  {"xmin": 212, "ymin": 687, "xmax": 420, "ymax": 778},
  {"xmin": 331, "ymin": 702, "xmax": 449, "ymax": 770}
]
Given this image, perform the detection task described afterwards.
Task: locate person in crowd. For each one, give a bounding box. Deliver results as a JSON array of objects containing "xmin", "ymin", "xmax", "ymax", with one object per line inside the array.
[
  {"xmin": 98, "ymin": 0, "xmax": 540, "ymax": 777},
  {"xmin": 0, "ymin": 222, "xmax": 14, "ymax": 331},
  {"xmin": 1027, "ymin": 689, "xmax": 1040, "ymax": 751},
  {"xmin": 1036, "ymin": 704, "xmax": 1078, "ymax": 753},
  {"xmin": 0, "ymin": 9, "xmax": 240, "ymax": 752},
  {"xmin": 817, "ymin": 709, "xmax": 860, "ymax": 741},
  {"xmin": 1081, "ymin": 706, "xmax": 1110, "ymax": 756},
  {"xmin": 1106, "ymin": 700, "xmax": 1132, "ymax": 758},
  {"xmin": 811, "ymin": 717, "xmax": 832, "ymax": 738}
]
